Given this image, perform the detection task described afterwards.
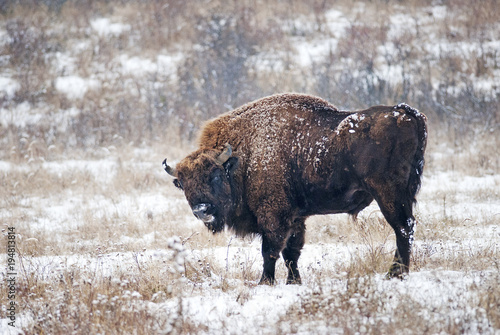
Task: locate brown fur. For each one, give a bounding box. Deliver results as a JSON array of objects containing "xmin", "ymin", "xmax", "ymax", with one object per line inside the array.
[{"xmin": 165, "ymin": 93, "xmax": 427, "ymax": 284}]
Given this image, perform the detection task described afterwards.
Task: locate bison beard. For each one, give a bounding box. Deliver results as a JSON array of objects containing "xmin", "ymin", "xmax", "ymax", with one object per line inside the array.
[{"xmin": 163, "ymin": 93, "xmax": 427, "ymax": 284}]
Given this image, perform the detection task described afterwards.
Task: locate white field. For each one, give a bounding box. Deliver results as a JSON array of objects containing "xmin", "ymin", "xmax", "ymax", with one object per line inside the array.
[{"xmin": 0, "ymin": 140, "xmax": 499, "ymax": 334}]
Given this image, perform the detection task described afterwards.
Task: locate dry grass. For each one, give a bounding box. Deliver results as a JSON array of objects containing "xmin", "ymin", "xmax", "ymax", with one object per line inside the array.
[
  {"xmin": 1, "ymin": 137, "xmax": 499, "ymax": 333},
  {"xmin": 13, "ymin": 242, "xmax": 191, "ymax": 334},
  {"xmin": 278, "ymin": 270, "xmax": 500, "ymax": 334}
]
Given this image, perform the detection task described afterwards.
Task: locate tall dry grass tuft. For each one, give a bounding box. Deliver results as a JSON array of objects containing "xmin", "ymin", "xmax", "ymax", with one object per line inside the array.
[
  {"xmin": 277, "ymin": 268, "xmax": 496, "ymax": 334},
  {"xmin": 2, "ymin": 232, "xmax": 196, "ymax": 334}
]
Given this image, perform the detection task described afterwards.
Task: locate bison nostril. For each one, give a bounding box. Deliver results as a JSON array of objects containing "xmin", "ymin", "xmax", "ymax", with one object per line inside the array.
[
  {"xmin": 192, "ymin": 203, "xmax": 214, "ymax": 222},
  {"xmin": 192, "ymin": 203, "xmax": 208, "ymax": 215}
]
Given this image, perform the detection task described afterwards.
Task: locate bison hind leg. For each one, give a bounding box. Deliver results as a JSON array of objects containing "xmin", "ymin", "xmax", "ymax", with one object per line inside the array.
[
  {"xmin": 282, "ymin": 218, "xmax": 306, "ymax": 285},
  {"xmin": 386, "ymin": 260, "xmax": 408, "ymax": 280},
  {"xmin": 371, "ymin": 189, "xmax": 415, "ymax": 279},
  {"xmin": 385, "ymin": 213, "xmax": 415, "ymax": 280}
]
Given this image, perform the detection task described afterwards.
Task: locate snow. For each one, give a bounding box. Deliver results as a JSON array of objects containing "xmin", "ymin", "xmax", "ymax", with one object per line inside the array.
[
  {"xmin": 90, "ymin": 18, "xmax": 130, "ymax": 37},
  {"xmin": 0, "ymin": 101, "xmax": 42, "ymax": 128},
  {"xmin": 53, "ymin": 52, "xmax": 76, "ymax": 74},
  {"xmin": 0, "ymin": 76, "xmax": 19, "ymax": 98},
  {"xmin": 51, "ymin": 107, "xmax": 81, "ymax": 132},
  {"xmin": 119, "ymin": 55, "xmax": 157, "ymax": 75},
  {"xmin": 157, "ymin": 54, "xmax": 183, "ymax": 77},
  {"xmin": 293, "ymin": 39, "xmax": 336, "ymax": 67},
  {"xmin": 3, "ymin": 239, "xmax": 497, "ymax": 333},
  {"xmin": 418, "ymin": 171, "xmax": 500, "ymax": 226},
  {"xmin": 431, "ymin": 6, "xmax": 448, "ymax": 20},
  {"xmin": 41, "ymin": 159, "xmax": 119, "ymax": 182},
  {"xmin": 55, "ymin": 75, "xmax": 100, "ymax": 99},
  {"xmin": 291, "ymin": 9, "xmax": 350, "ymax": 68},
  {"xmin": 180, "ymin": 284, "xmax": 307, "ymax": 332}
]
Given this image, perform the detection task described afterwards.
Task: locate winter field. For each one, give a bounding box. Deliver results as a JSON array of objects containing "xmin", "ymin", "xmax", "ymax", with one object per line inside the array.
[{"xmin": 1, "ymin": 1, "xmax": 500, "ymax": 334}]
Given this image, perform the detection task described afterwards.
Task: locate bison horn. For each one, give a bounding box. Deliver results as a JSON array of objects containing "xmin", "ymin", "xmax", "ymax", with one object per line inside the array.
[
  {"xmin": 162, "ymin": 158, "xmax": 178, "ymax": 177},
  {"xmin": 216, "ymin": 143, "xmax": 232, "ymax": 164}
]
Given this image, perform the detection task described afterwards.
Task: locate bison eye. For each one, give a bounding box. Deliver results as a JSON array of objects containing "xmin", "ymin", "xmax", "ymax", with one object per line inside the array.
[
  {"xmin": 173, "ymin": 179, "xmax": 183, "ymax": 190},
  {"xmin": 210, "ymin": 170, "xmax": 223, "ymax": 189}
]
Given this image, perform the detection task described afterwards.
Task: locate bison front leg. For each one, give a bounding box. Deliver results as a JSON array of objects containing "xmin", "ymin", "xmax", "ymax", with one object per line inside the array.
[
  {"xmin": 282, "ymin": 219, "xmax": 305, "ymax": 285},
  {"xmin": 258, "ymin": 234, "xmax": 281, "ymax": 285},
  {"xmin": 258, "ymin": 216, "xmax": 291, "ymax": 285}
]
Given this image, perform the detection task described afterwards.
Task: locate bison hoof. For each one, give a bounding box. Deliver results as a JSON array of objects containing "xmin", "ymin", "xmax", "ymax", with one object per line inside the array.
[
  {"xmin": 385, "ymin": 263, "xmax": 409, "ymax": 280},
  {"xmin": 286, "ymin": 278, "xmax": 302, "ymax": 285},
  {"xmin": 258, "ymin": 277, "xmax": 275, "ymax": 285}
]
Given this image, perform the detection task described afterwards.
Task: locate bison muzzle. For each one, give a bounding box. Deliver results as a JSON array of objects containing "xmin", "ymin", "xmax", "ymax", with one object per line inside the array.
[{"xmin": 163, "ymin": 93, "xmax": 427, "ymax": 284}]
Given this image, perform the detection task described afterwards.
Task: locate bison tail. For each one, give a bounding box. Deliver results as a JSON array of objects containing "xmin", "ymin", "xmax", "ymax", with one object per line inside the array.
[{"xmin": 395, "ymin": 103, "xmax": 428, "ymax": 204}]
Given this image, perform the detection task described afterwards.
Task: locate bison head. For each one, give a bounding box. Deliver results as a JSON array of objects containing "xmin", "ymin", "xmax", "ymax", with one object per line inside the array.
[{"xmin": 163, "ymin": 144, "xmax": 239, "ymax": 233}]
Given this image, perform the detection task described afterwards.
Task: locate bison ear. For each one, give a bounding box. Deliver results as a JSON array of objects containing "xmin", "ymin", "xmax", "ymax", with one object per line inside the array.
[{"xmin": 223, "ymin": 156, "xmax": 239, "ymax": 177}]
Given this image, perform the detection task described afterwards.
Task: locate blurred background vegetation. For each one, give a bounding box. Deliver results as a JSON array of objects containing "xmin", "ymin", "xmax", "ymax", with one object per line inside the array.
[{"xmin": 0, "ymin": 0, "xmax": 499, "ymax": 159}]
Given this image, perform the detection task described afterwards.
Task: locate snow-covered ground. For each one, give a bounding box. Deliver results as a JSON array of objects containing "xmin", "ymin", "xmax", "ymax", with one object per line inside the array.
[{"xmin": 1, "ymin": 148, "xmax": 499, "ymax": 334}]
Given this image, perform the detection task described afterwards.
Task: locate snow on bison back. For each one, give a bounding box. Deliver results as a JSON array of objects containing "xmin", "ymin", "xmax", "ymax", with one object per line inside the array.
[{"xmin": 163, "ymin": 93, "xmax": 427, "ymax": 284}]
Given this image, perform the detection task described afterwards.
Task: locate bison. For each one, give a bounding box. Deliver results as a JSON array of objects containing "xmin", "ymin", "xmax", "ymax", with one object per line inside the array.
[{"xmin": 163, "ymin": 93, "xmax": 427, "ymax": 284}]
